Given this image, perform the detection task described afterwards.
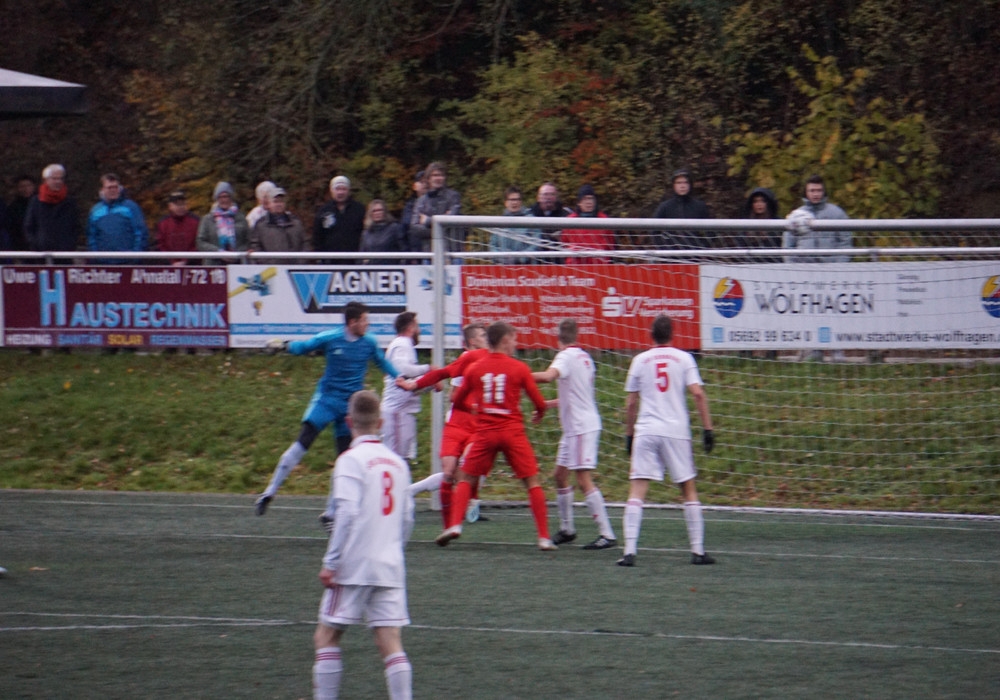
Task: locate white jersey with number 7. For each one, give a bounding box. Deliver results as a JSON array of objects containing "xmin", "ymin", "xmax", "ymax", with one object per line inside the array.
[{"xmin": 624, "ymin": 346, "xmax": 703, "ymax": 440}]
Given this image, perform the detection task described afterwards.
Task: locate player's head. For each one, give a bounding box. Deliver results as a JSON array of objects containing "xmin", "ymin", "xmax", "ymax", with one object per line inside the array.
[
  {"xmin": 395, "ymin": 311, "xmax": 417, "ymax": 334},
  {"xmin": 487, "ymin": 321, "xmax": 517, "ymax": 353},
  {"xmin": 346, "ymin": 390, "xmax": 381, "ymax": 436},
  {"xmin": 462, "ymin": 323, "xmax": 487, "ymax": 350},
  {"xmin": 344, "ymin": 301, "xmax": 370, "ymax": 336},
  {"xmin": 651, "ymin": 315, "xmax": 673, "ymax": 345},
  {"xmin": 558, "ymin": 319, "xmax": 578, "ymax": 347}
]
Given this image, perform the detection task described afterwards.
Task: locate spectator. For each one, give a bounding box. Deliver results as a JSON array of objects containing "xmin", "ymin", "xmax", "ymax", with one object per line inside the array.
[
  {"xmin": 359, "ymin": 199, "xmax": 406, "ymax": 265},
  {"xmin": 24, "ymin": 164, "xmax": 82, "ymax": 254},
  {"xmin": 731, "ymin": 187, "xmax": 782, "ymax": 263},
  {"xmin": 153, "ymin": 190, "xmax": 200, "ymax": 265},
  {"xmin": 563, "ymin": 184, "xmax": 615, "ymax": 264},
  {"xmin": 528, "ymin": 181, "xmax": 572, "ymax": 263},
  {"xmin": 400, "ymin": 170, "xmax": 426, "ymax": 257},
  {"xmin": 0, "ymin": 197, "xmax": 7, "ymax": 252},
  {"xmin": 783, "ymin": 174, "xmax": 851, "ymax": 263},
  {"xmin": 249, "ymin": 187, "xmax": 308, "ymax": 263},
  {"xmin": 651, "ymin": 168, "xmax": 712, "ymax": 254},
  {"xmin": 246, "ymin": 180, "xmax": 276, "ymax": 230},
  {"xmin": 313, "ymin": 175, "xmax": 365, "ymax": 264},
  {"xmin": 488, "ymin": 186, "xmax": 541, "ymax": 264},
  {"xmin": 408, "ymin": 162, "xmax": 463, "ymax": 255},
  {"xmin": 197, "ymin": 181, "xmax": 249, "ymax": 262},
  {"xmin": 5, "ymin": 174, "xmax": 36, "ymax": 251},
  {"xmin": 87, "ymin": 173, "xmax": 148, "ymax": 261}
]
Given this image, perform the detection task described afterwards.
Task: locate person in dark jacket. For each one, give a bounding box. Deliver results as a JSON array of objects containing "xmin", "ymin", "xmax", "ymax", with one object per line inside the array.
[
  {"xmin": 409, "ymin": 163, "xmax": 463, "ymax": 255},
  {"xmin": 24, "ymin": 164, "xmax": 82, "ymax": 254},
  {"xmin": 731, "ymin": 187, "xmax": 782, "ymax": 263},
  {"xmin": 4, "ymin": 174, "xmax": 36, "ymax": 251},
  {"xmin": 400, "ymin": 169, "xmax": 426, "ymax": 258},
  {"xmin": 87, "ymin": 173, "xmax": 148, "ymax": 261},
  {"xmin": 153, "ymin": 190, "xmax": 200, "ymax": 264},
  {"xmin": 249, "ymin": 187, "xmax": 308, "ymax": 264},
  {"xmin": 360, "ymin": 199, "xmax": 406, "ymax": 265},
  {"xmin": 313, "ymin": 175, "xmax": 365, "ymax": 264},
  {"xmin": 651, "ymin": 168, "xmax": 712, "ymax": 254}
]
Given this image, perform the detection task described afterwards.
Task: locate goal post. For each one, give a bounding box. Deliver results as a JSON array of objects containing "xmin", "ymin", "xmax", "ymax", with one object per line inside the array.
[{"xmin": 428, "ymin": 215, "xmax": 1000, "ymax": 516}]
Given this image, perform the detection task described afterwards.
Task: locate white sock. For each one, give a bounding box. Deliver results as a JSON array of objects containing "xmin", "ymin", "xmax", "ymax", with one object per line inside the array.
[
  {"xmin": 623, "ymin": 498, "xmax": 643, "ymax": 555},
  {"xmin": 408, "ymin": 471, "xmax": 444, "ymax": 496},
  {"xmin": 684, "ymin": 501, "xmax": 705, "ymax": 555},
  {"xmin": 557, "ymin": 486, "xmax": 575, "ymax": 532},
  {"xmin": 313, "ymin": 646, "xmax": 342, "ymax": 700},
  {"xmin": 383, "ymin": 651, "xmax": 412, "ymax": 700},
  {"xmin": 265, "ymin": 441, "xmax": 307, "ymax": 496},
  {"xmin": 585, "ymin": 488, "xmax": 616, "ymax": 540}
]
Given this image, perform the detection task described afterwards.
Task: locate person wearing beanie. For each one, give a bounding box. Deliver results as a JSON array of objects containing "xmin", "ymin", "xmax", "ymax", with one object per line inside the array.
[
  {"xmin": 153, "ymin": 190, "xmax": 200, "ymax": 265},
  {"xmin": 651, "ymin": 167, "xmax": 712, "ymax": 255},
  {"xmin": 313, "ymin": 175, "xmax": 365, "ymax": 264},
  {"xmin": 23, "ymin": 164, "xmax": 82, "ymax": 254},
  {"xmin": 197, "ymin": 180, "xmax": 249, "ymax": 262},
  {"xmin": 562, "ymin": 184, "xmax": 615, "ymax": 264}
]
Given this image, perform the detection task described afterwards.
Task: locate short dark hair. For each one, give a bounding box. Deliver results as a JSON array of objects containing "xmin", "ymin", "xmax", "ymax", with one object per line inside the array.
[
  {"xmin": 651, "ymin": 315, "xmax": 673, "ymax": 344},
  {"xmin": 462, "ymin": 323, "xmax": 486, "ymax": 347},
  {"xmin": 348, "ymin": 390, "xmax": 381, "ymax": 432},
  {"xmin": 101, "ymin": 173, "xmax": 120, "ymax": 186},
  {"xmin": 486, "ymin": 321, "xmax": 515, "ymax": 349},
  {"xmin": 344, "ymin": 301, "xmax": 368, "ymax": 324},
  {"xmin": 558, "ymin": 319, "xmax": 578, "ymax": 345},
  {"xmin": 804, "ymin": 174, "xmax": 825, "ymax": 193},
  {"xmin": 504, "ymin": 186, "xmax": 522, "ymax": 199},
  {"xmin": 16, "ymin": 174, "xmax": 35, "ymax": 184},
  {"xmin": 395, "ymin": 311, "xmax": 417, "ymax": 334}
]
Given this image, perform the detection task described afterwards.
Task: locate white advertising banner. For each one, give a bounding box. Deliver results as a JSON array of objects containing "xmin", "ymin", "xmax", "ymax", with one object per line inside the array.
[
  {"xmin": 701, "ymin": 262, "xmax": 1000, "ymax": 350},
  {"xmin": 227, "ymin": 264, "xmax": 463, "ymax": 348}
]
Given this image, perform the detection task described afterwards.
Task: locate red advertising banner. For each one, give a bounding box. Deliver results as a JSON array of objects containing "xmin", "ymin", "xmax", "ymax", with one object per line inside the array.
[
  {"xmin": 2, "ymin": 266, "xmax": 229, "ymax": 348},
  {"xmin": 461, "ymin": 264, "xmax": 700, "ymax": 350}
]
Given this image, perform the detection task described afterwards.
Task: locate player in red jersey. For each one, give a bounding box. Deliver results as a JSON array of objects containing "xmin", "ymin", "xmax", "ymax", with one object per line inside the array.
[
  {"xmin": 435, "ymin": 321, "xmax": 555, "ymax": 550},
  {"xmin": 396, "ymin": 323, "xmax": 489, "ymax": 527}
]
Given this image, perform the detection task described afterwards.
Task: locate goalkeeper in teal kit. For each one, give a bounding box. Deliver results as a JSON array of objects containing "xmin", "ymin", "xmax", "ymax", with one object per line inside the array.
[{"xmin": 255, "ymin": 301, "xmax": 398, "ymax": 523}]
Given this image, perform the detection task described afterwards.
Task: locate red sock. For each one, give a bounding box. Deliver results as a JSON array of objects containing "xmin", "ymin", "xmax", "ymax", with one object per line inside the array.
[
  {"xmin": 450, "ymin": 481, "xmax": 472, "ymax": 529},
  {"xmin": 440, "ymin": 480, "xmax": 453, "ymax": 529},
  {"xmin": 528, "ymin": 485, "xmax": 550, "ymax": 539}
]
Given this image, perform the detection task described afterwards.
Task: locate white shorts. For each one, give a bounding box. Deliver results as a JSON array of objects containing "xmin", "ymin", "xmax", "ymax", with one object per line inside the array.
[
  {"xmin": 629, "ymin": 434, "xmax": 697, "ymax": 484},
  {"xmin": 556, "ymin": 430, "xmax": 600, "ymax": 470},
  {"xmin": 381, "ymin": 410, "xmax": 417, "ymax": 460},
  {"xmin": 318, "ymin": 584, "xmax": 410, "ymax": 629}
]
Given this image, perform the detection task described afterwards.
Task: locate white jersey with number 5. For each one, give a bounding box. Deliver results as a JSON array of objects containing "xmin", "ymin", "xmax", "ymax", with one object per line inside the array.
[
  {"xmin": 549, "ymin": 346, "xmax": 601, "ymax": 436},
  {"xmin": 322, "ymin": 436, "xmax": 413, "ymax": 587},
  {"xmin": 624, "ymin": 346, "xmax": 702, "ymax": 440}
]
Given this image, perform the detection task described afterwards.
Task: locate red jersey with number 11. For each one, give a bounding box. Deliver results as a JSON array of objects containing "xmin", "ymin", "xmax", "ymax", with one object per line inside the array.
[{"xmin": 451, "ymin": 352, "xmax": 547, "ymax": 430}]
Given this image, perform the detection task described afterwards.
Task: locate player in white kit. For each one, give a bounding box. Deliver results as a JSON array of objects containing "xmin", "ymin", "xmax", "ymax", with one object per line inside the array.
[
  {"xmin": 313, "ymin": 390, "xmax": 414, "ymax": 700},
  {"xmin": 381, "ymin": 311, "xmax": 430, "ymax": 462},
  {"xmin": 620, "ymin": 315, "xmax": 715, "ymax": 567},
  {"xmin": 533, "ymin": 319, "xmax": 617, "ymax": 549}
]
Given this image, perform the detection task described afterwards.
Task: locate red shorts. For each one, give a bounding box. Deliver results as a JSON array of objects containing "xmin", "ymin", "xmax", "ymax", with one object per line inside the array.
[
  {"xmin": 440, "ymin": 422, "xmax": 475, "ymax": 459},
  {"xmin": 461, "ymin": 428, "xmax": 538, "ymax": 480}
]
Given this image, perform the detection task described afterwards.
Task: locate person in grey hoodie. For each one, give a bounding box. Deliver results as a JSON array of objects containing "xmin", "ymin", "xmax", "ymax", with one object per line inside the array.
[{"xmin": 783, "ymin": 174, "xmax": 851, "ymax": 263}]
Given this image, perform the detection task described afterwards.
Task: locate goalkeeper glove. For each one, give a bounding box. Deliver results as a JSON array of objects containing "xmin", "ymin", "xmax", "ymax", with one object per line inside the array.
[
  {"xmin": 265, "ymin": 338, "xmax": 288, "ymax": 354},
  {"xmin": 625, "ymin": 435, "xmax": 633, "ymax": 456},
  {"xmin": 703, "ymin": 429, "xmax": 715, "ymax": 454}
]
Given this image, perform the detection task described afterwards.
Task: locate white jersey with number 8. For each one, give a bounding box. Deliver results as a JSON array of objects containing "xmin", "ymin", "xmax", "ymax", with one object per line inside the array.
[{"xmin": 624, "ymin": 346, "xmax": 703, "ymax": 440}]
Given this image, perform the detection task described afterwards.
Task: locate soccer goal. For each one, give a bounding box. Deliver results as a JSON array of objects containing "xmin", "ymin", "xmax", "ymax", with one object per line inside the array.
[{"xmin": 424, "ymin": 215, "xmax": 1000, "ymax": 516}]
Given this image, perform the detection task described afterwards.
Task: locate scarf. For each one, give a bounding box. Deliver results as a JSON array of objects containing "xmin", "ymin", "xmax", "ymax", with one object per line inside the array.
[
  {"xmin": 39, "ymin": 183, "xmax": 68, "ymax": 204},
  {"xmin": 212, "ymin": 204, "xmax": 238, "ymax": 250}
]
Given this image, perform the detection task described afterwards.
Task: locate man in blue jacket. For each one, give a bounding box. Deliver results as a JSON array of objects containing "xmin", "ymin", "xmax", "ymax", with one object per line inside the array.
[{"xmin": 88, "ymin": 174, "xmax": 148, "ymax": 261}]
